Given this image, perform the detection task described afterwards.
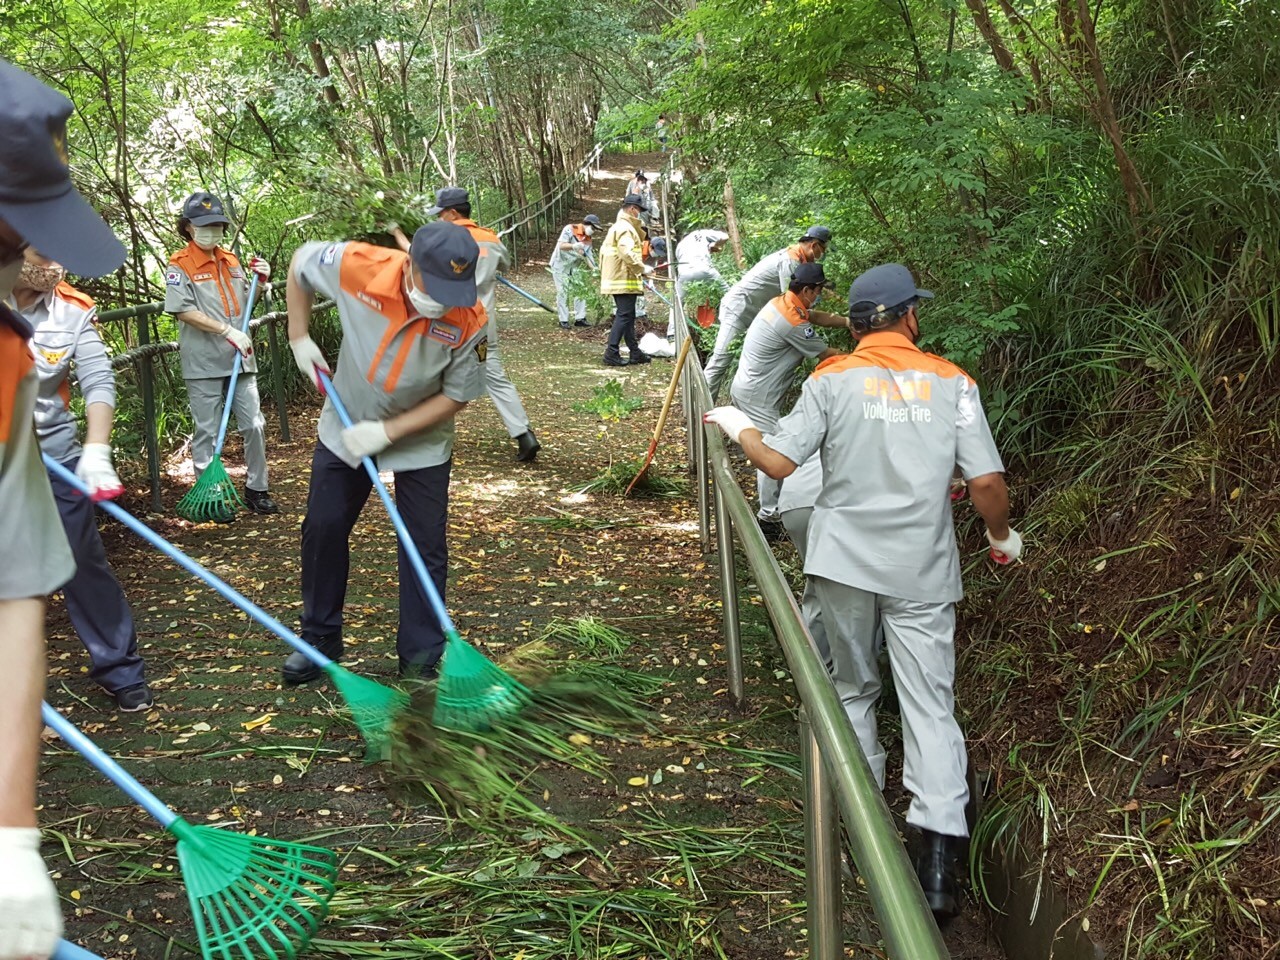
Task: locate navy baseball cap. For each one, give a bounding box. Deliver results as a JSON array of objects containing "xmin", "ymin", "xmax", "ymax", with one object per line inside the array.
[
  {"xmin": 802, "ymin": 225, "xmax": 832, "ymax": 244},
  {"xmin": 622, "ymin": 192, "xmax": 645, "ymax": 208},
  {"xmin": 792, "ymin": 262, "xmax": 832, "ymax": 288},
  {"xmin": 182, "ymin": 191, "xmax": 231, "ymax": 227},
  {"xmin": 0, "ymin": 60, "xmax": 125, "ymax": 277},
  {"xmin": 410, "ymin": 220, "xmax": 479, "ymax": 308},
  {"xmin": 649, "ymin": 236, "xmax": 668, "ymax": 260},
  {"xmin": 583, "ymin": 214, "xmax": 602, "ymax": 227},
  {"xmin": 848, "ymin": 263, "xmax": 932, "ymax": 314},
  {"xmin": 427, "ymin": 186, "xmax": 470, "ymax": 216}
]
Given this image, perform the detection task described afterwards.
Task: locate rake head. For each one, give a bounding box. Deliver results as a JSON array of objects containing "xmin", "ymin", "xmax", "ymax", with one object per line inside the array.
[
  {"xmin": 176, "ymin": 457, "xmax": 244, "ymax": 523},
  {"xmin": 325, "ymin": 663, "xmax": 410, "ymax": 762},
  {"xmin": 434, "ymin": 631, "xmax": 531, "ymax": 732},
  {"xmin": 167, "ymin": 818, "xmax": 337, "ymax": 960}
]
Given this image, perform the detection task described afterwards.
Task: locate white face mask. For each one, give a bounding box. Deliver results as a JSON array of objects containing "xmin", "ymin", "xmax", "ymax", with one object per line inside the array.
[
  {"xmin": 192, "ymin": 225, "xmax": 224, "ymax": 251},
  {"xmin": 583, "ymin": 225, "xmax": 594, "ymax": 236},
  {"xmin": 406, "ymin": 275, "xmax": 449, "ymax": 318},
  {"xmin": 0, "ymin": 257, "xmax": 23, "ymax": 302}
]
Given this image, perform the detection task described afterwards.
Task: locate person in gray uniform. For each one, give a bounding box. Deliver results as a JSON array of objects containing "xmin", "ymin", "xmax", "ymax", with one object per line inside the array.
[
  {"xmin": 705, "ymin": 262, "xmax": 1024, "ymax": 924},
  {"xmin": 0, "ymin": 57, "xmax": 127, "ymax": 957},
  {"xmin": 550, "ymin": 214, "xmax": 600, "ymax": 329},
  {"xmin": 401, "ymin": 187, "xmax": 541, "ymax": 461},
  {"xmin": 12, "ymin": 249, "xmax": 152, "ymax": 712},
  {"xmin": 165, "ymin": 192, "xmax": 278, "ymax": 515},
  {"xmin": 703, "ymin": 225, "xmax": 832, "ymax": 398},
  {"xmin": 729, "ymin": 261, "xmax": 847, "ymax": 537}
]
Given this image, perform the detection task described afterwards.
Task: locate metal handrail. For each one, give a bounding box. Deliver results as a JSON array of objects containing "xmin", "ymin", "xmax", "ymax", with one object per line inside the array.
[
  {"xmin": 495, "ymin": 141, "xmax": 610, "ymax": 240},
  {"xmin": 659, "ymin": 172, "xmax": 950, "ymax": 959}
]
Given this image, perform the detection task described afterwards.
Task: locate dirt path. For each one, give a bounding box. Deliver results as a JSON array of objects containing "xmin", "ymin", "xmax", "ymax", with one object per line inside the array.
[{"xmin": 42, "ymin": 153, "xmax": 1000, "ymax": 959}]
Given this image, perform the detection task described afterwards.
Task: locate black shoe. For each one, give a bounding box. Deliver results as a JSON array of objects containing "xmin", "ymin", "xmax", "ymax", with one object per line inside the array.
[
  {"xmin": 627, "ymin": 351, "xmax": 652, "ymax": 365},
  {"xmin": 573, "ymin": 319, "xmax": 591, "ymax": 327},
  {"xmin": 245, "ymin": 488, "xmax": 280, "ymax": 514},
  {"xmin": 603, "ymin": 352, "xmax": 628, "ymax": 367},
  {"xmin": 283, "ymin": 634, "xmax": 344, "ymax": 685},
  {"xmin": 516, "ymin": 429, "xmax": 541, "ymax": 462},
  {"xmin": 757, "ymin": 516, "xmax": 787, "ymax": 542},
  {"xmin": 398, "ymin": 657, "xmax": 439, "ymax": 680},
  {"xmin": 559, "ymin": 322, "xmax": 570, "ymax": 330},
  {"xmin": 115, "ymin": 683, "xmax": 154, "ymax": 713},
  {"xmin": 915, "ymin": 830, "xmax": 964, "ymax": 925}
]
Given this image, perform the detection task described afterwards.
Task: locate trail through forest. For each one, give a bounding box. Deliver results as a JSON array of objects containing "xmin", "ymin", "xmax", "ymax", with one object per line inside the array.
[{"xmin": 41, "ymin": 153, "xmax": 998, "ymax": 959}]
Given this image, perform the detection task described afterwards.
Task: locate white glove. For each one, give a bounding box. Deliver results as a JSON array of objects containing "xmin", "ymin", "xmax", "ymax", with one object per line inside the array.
[
  {"xmin": 0, "ymin": 828, "xmax": 63, "ymax": 960},
  {"xmin": 342, "ymin": 420, "xmax": 392, "ymax": 460},
  {"xmin": 987, "ymin": 527, "xmax": 1024, "ymax": 565},
  {"xmin": 248, "ymin": 255, "xmax": 271, "ymax": 281},
  {"xmin": 703, "ymin": 406, "xmax": 756, "ymax": 445},
  {"xmin": 642, "ymin": 263, "xmax": 655, "ymax": 276},
  {"xmin": 224, "ymin": 324, "xmax": 253, "ymax": 357},
  {"xmin": 289, "ymin": 335, "xmax": 331, "ymax": 391},
  {"xmin": 76, "ymin": 442, "xmax": 124, "ymax": 502}
]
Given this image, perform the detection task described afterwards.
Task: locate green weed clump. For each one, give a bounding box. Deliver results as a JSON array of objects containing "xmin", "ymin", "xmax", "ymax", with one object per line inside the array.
[
  {"xmin": 573, "ymin": 379, "xmax": 644, "ymax": 420},
  {"xmin": 578, "ymin": 457, "xmax": 688, "ymax": 499}
]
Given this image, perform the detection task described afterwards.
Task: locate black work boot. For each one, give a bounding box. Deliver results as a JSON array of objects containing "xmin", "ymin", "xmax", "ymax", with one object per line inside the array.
[
  {"xmin": 283, "ymin": 634, "xmax": 343, "ymax": 685},
  {"xmin": 627, "ymin": 350, "xmax": 651, "ymax": 365},
  {"xmin": 515, "ymin": 429, "xmax": 541, "ymax": 462},
  {"xmin": 398, "ymin": 656, "xmax": 439, "ymax": 681},
  {"xmin": 915, "ymin": 830, "xmax": 964, "ymax": 925},
  {"xmin": 603, "ymin": 350, "xmax": 627, "ymax": 367},
  {"xmin": 245, "ymin": 488, "xmax": 281, "ymax": 514}
]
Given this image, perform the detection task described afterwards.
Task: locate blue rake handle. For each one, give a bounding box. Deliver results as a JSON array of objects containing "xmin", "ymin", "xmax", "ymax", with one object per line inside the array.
[
  {"xmin": 496, "ymin": 275, "xmax": 553, "ymax": 314},
  {"xmin": 317, "ymin": 372, "xmax": 458, "ymax": 639},
  {"xmin": 43, "ymin": 456, "xmax": 336, "ymax": 670},
  {"xmin": 55, "ymin": 940, "xmax": 106, "ymax": 960},
  {"xmin": 42, "ymin": 702, "xmax": 176, "ymax": 828},
  {"xmin": 212, "ymin": 272, "xmax": 262, "ymax": 454},
  {"xmin": 644, "ymin": 278, "xmax": 672, "ymax": 308}
]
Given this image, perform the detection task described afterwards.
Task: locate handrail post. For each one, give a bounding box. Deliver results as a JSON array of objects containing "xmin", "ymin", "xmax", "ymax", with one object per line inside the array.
[
  {"xmin": 801, "ymin": 706, "xmax": 843, "ymax": 959},
  {"xmin": 265, "ymin": 318, "xmax": 292, "ymax": 442},
  {"xmin": 696, "ymin": 407, "xmax": 711, "ymax": 554},
  {"xmin": 714, "ymin": 475, "xmax": 745, "ymax": 706},
  {"xmin": 135, "ymin": 312, "xmax": 163, "ymax": 512}
]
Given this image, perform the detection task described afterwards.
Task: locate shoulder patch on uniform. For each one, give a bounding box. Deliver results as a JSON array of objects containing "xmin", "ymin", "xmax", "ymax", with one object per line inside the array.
[
  {"xmin": 166, "ymin": 269, "xmax": 182, "ymax": 286},
  {"xmin": 228, "ymin": 267, "xmax": 244, "ymax": 279},
  {"xmin": 803, "ymin": 325, "xmax": 817, "ymax": 339},
  {"xmin": 320, "ymin": 244, "xmax": 339, "ymax": 266},
  {"xmin": 426, "ymin": 318, "xmax": 463, "ymax": 345},
  {"xmin": 473, "ymin": 336, "xmax": 488, "ymax": 362}
]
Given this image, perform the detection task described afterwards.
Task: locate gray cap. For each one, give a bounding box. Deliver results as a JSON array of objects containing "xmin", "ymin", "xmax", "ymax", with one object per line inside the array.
[
  {"xmin": 791, "ymin": 262, "xmax": 832, "ymax": 288},
  {"xmin": 583, "ymin": 214, "xmax": 602, "ymax": 227},
  {"xmin": 802, "ymin": 225, "xmax": 832, "ymax": 244},
  {"xmin": 847, "ymin": 263, "xmax": 933, "ymax": 315},
  {"xmin": 622, "ymin": 192, "xmax": 644, "ymax": 208},
  {"xmin": 409, "ymin": 220, "xmax": 480, "ymax": 308},
  {"xmin": 182, "ymin": 191, "xmax": 232, "ymax": 227},
  {"xmin": 426, "ymin": 186, "xmax": 470, "ymax": 216},
  {"xmin": 0, "ymin": 59, "xmax": 125, "ymax": 276}
]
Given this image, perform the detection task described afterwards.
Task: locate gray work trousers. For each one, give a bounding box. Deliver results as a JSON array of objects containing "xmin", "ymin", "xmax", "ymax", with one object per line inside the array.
[
  {"xmin": 186, "ymin": 373, "xmax": 269, "ymax": 490},
  {"xmin": 47, "ymin": 456, "xmax": 146, "ymax": 693},
  {"xmin": 703, "ymin": 293, "xmax": 751, "ymax": 398},
  {"xmin": 812, "ymin": 576, "xmax": 970, "ymax": 837},
  {"xmin": 485, "ymin": 340, "xmax": 531, "ymax": 438},
  {"xmin": 778, "ymin": 506, "xmax": 831, "ymax": 672},
  {"xmin": 729, "ymin": 387, "xmax": 781, "ymax": 520},
  {"xmin": 552, "ymin": 264, "xmax": 587, "ymax": 326}
]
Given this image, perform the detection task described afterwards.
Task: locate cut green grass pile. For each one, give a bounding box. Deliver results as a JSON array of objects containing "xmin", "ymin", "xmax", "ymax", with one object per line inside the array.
[
  {"xmin": 577, "ymin": 457, "xmax": 688, "ymax": 499},
  {"xmin": 573, "ymin": 379, "xmax": 645, "ymax": 421}
]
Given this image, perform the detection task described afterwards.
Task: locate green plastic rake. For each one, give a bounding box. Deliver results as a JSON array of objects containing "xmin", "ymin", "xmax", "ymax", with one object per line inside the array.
[
  {"xmin": 47, "ymin": 456, "xmax": 407, "ymax": 759},
  {"xmin": 177, "ymin": 273, "xmax": 260, "ymax": 523},
  {"xmin": 43, "ymin": 702, "xmax": 337, "ymax": 960},
  {"xmin": 319, "ymin": 371, "xmax": 531, "ymax": 731}
]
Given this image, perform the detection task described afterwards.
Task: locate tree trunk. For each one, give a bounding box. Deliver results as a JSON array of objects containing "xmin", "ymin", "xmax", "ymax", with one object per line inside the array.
[{"xmin": 723, "ymin": 176, "xmax": 745, "ymax": 268}]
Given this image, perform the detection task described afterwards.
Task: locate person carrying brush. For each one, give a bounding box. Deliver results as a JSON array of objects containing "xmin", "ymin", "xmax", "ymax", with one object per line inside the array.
[
  {"xmin": 165, "ymin": 192, "xmax": 278, "ymax": 516},
  {"xmin": 11, "ymin": 247, "xmax": 154, "ymax": 713},
  {"xmin": 704, "ymin": 263, "xmax": 1023, "ymax": 925},
  {"xmin": 550, "ymin": 214, "xmax": 600, "ymax": 330},
  {"xmin": 0, "ymin": 58, "xmax": 127, "ymax": 959},
  {"xmin": 284, "ymin": 220, "xmax": 489, "ymax": 682}
]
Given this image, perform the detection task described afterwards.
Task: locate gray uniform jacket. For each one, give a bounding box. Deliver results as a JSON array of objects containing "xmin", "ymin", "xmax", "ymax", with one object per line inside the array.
[
  {"xmin": 676, "ymin": 229, "xmax": 728, "ymax": 270},
  {"xmin": 721, "ymin": 245, "xmax": 808, "ymax": 322},
  {"xmin": 292, "ymin": 240, "xmax": 488, "ymax": 470},
  {"xmin": 22, "ymin": 283, "xmax": 115, "ymax": 464},
  {"xmin": 765, "ymin": 331, "xmax": 1004, "ymax": 603},
  {"xmin": 165, "ymin": 242, "xmax": 258, "ymax": 379},
  {"xmin": 453, "ymin": 218, "xmax": 511, "ymax": 334},
  {"xmin": 550, "ymin": 224, "xmax": 595, "ymax": 272},
  {"xmin": 729, "ymin": 292, "xmax": 829, "ymax": 417}
]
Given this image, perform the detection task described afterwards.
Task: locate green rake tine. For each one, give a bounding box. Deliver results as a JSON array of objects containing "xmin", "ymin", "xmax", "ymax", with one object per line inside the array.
[{"xmin": 43, "ymin": 704, "xmax": 337, "ymax": 960}]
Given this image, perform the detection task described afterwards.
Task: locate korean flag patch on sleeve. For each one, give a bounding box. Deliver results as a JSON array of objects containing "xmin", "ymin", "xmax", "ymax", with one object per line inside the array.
[{"xmin": 165, "ymin": 269, "xmax": 182, "ymax": 286}]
